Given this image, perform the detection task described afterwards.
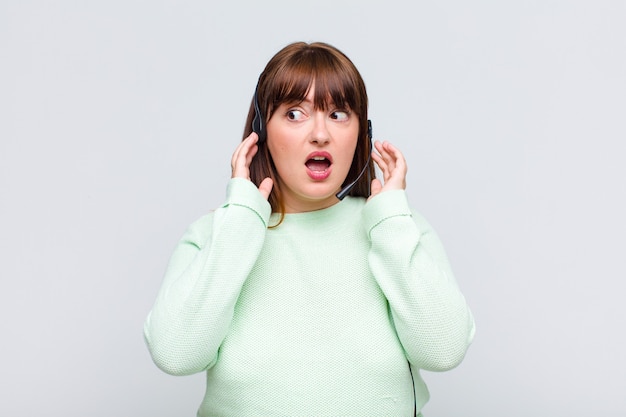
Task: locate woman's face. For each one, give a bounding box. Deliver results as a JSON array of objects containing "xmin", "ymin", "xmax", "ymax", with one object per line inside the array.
[{"xmin": 266, "ymin": 84, "xmax": 359, "ymax": 213}]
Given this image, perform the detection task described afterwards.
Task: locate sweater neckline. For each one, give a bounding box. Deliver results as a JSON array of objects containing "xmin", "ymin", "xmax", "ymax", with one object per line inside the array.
[{"xmin": 267, "ymin": 196, "xmax": 364, "ymax": 235}]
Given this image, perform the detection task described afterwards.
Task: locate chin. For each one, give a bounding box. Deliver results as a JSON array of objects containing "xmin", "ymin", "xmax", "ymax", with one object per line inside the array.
[
  {"xmin": 303, "ymin": 184, "xmax": 341, "ymax": 200},
  {"xmin": 281, "ymin": 177, "xmax": 346, "ymax": 211}
]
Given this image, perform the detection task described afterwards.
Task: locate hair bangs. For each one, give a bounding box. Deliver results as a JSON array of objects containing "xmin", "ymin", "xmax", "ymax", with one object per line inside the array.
[
  {"xmin": 311, "ymin": 63, "xmax": 358, "ymax": 113},
  {"xmin": 267, "ymin": 49, "xmax": 361, "ymax": 118}
]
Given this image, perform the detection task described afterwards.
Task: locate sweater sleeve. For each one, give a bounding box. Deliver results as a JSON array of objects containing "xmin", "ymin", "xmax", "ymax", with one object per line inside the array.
[
  {"xmin": 363, "ymin": 190, "xmax": 475, "ymax": 372},
  {"xmin": 143, "ymin": 178, "xmax": 271, "ymax": 376}
]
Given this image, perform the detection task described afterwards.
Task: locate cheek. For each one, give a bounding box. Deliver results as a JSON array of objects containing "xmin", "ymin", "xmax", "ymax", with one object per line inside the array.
[
  {"xmin": 268, "ymin": 142, "xmax": 289, "ymax": 165},
  {"xmin": 267, "ymin": 142, "xmax": 295, "ymax": 177},
  {"xmin": 343, "ymin": 133, "xmax": 359, "ymax": 161},
  {"xmin": 266, "ymin": 125, "xmax": 292, "ymax": 155}
]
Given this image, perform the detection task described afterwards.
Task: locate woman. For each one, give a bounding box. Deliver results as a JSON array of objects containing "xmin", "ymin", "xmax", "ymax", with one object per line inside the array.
[{"xmin": 144, "ymin": 41, "xmax": 475, "ymax": 416}]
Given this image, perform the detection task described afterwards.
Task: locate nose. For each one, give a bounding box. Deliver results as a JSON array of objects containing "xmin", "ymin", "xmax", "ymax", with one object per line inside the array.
[{"xmin": 310, "ymin": 111, "xmax": 330, "ymax": 145}]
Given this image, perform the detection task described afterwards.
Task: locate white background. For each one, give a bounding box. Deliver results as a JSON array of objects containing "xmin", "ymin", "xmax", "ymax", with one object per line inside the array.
[{"xmin": 1, "ymin": 1, "xmax": 625, "ymax": 415}]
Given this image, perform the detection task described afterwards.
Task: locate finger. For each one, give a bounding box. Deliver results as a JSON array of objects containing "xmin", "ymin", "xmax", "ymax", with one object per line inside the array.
[
  {"xmin": 383, "ymin": 141, "xmax": 405, "ymax": 164},
  {"xmin": 232, "ymin": 148, "xmax": 256, "ymax": 179},
  {"xmin": 231, "ymin": 133, "xmax": 258, "ymax": 178},
  {"xmin": 380, "ymin": 141, "xmax": 407, "ymax": 191},
  {"xmin": 258, "ymin": 177, "xmax": 274, "ymax": 200},
  {"xmin": 373, "ymin": 140, "xmax": 385, "ymax": 156},
  {"xmin": 231, "ymin": 133, "xmax": 254, "ymax": 167},
  {"xmin": 231, "ymin": 139, "xmax": 247, "ymax": 175},
  {"xmin": 372, "ymin": 153, "xmax": 394, "ymax": 185},
  {"xmin": 383, "ymin": 141, "xmax": 407, "ymax": 176},
  {"xmin": 368, "ymin": 178, "xmax": 383, "ymax": 201},
  {"xmin": 244, "ymin": 141, "xmax": 259, "ymax": 168},
  {"xmin": 378, "ymin": 141, "xmax": 397, "ymax": 174},
  {"xmin": 372, "ymin": 141, "xmax": 389, "ymax": 173},
  {"xmin": 376, "ymin": 140, "xmax": 398, "ymax": 172},
  {"xmin": 371, "ymin": 151, "xmax": 388, "ymax": 182}
]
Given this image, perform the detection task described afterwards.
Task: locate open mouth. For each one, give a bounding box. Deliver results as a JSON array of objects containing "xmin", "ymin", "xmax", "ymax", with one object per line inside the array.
[
  {"xmin": 305, "ymin": 156, "xmax": 331, "ymax": 172},
  {"xmin": 304, "ymin": 152, "xmax": 333, "ymax": 180}
]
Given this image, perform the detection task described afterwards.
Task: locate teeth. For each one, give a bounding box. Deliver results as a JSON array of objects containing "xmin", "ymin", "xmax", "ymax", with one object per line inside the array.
[{"xmin": 312, "ymin": 156, "xmax": 326, "ymax": 160}]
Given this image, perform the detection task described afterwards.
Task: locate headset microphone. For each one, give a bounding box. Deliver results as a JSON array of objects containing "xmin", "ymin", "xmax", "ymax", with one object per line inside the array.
[{"xmin": 335, "ymin": 119, "xmax": 373, "ymax": 200}]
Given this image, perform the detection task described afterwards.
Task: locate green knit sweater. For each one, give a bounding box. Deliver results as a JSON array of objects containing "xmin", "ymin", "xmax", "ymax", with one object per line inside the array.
[{"xmin": 144, "ymin": 178, "xmax": 475, "ymax": 416}]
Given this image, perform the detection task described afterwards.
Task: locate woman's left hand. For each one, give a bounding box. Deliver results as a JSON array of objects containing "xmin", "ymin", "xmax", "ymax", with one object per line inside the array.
[{"xmin": 369, "ymin": 140, "xmax": 407, "ymax": 200}]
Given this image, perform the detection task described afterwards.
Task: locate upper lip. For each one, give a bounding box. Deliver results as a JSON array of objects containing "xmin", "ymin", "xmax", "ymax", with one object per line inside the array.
[{"xmin": 305, "ymin": 151, "xmax": 333, "ymax": 164}]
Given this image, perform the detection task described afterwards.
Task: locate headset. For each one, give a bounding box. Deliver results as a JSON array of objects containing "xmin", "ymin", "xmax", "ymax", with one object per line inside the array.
[
  {"xmin": 251, "ymin": 84, "xmax": 267, "ymax": 143},
  {"xmin": 251, "ymin": 82, "xmax": 373, "ymax": 200},
  {"xmin": 335, "ymin": 119, "xmax": 372, "ymax": 200}
]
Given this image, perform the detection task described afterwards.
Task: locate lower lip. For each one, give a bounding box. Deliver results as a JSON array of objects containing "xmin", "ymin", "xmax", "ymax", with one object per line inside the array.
[{"xmin": 306, "ymin": 166, "xmax": 332, "ymax": 180}]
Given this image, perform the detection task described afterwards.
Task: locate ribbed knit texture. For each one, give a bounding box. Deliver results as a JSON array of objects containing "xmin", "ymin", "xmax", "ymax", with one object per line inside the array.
[{"xmin": 144, "ymin": 178, "xmax": 475, "ymax": 416}]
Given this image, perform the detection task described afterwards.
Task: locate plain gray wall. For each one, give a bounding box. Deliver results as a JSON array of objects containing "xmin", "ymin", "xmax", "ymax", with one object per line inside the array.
[{"xmin": 1, "ymin": 1, "xmax": 624, "ymax": 416}]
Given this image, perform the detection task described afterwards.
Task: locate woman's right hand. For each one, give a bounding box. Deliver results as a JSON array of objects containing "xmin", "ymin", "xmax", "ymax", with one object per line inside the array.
[{"xmin": 231, "ymin": 132, "xmax": 274, "ymax": 200}]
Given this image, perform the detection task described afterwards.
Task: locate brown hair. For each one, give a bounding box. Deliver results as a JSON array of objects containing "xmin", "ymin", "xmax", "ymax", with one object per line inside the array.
[{"xmin": 242, "ymin": 42, "xmax": 374, "ymax": 223}]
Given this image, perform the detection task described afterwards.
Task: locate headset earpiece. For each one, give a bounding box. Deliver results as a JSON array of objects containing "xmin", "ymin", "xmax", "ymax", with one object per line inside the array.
[{"xmin": 252, "ymin": 82, "xmax": 266, "ymax": 143}]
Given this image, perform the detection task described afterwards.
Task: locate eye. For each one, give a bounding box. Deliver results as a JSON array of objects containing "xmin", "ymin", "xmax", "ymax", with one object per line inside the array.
[
  {"xmin": 286, "ymin": 109, "xmax": 305, "ymax": 121},
  {"xmin": 330, "ymin": 110, "xmax": 350, "ymax": 121}
]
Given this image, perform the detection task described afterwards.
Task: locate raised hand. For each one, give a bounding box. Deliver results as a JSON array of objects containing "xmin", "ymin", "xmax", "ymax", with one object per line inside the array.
[
  {"xmin": 369, "ymin": 140, "xmax": 407, "ymax": 200},
  {"xmin": 230, "ymin": 132, "xmax": 273, "ymax": 200}
]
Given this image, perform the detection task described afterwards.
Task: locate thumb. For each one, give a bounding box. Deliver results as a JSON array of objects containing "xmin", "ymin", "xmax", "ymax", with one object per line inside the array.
[{"xmin": 258, "ymin": 177, "xmax": 274, "ymax": 200}]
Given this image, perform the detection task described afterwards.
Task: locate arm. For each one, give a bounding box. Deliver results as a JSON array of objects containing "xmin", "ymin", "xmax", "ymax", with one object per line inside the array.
[
  {"xmin": 364, "ymin": 190, "xmax": 475, "ymax": 371},
  {"xmin": 143, "ymin": 178, "xmax": 271, "ymax": 375},
  {"xmin": 366, "ymin": 141, "xmax": 475, "ymax": 371},
  {"xmin": 144, "ymin": 133, "xmax": 274, "ymax": 376}
]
